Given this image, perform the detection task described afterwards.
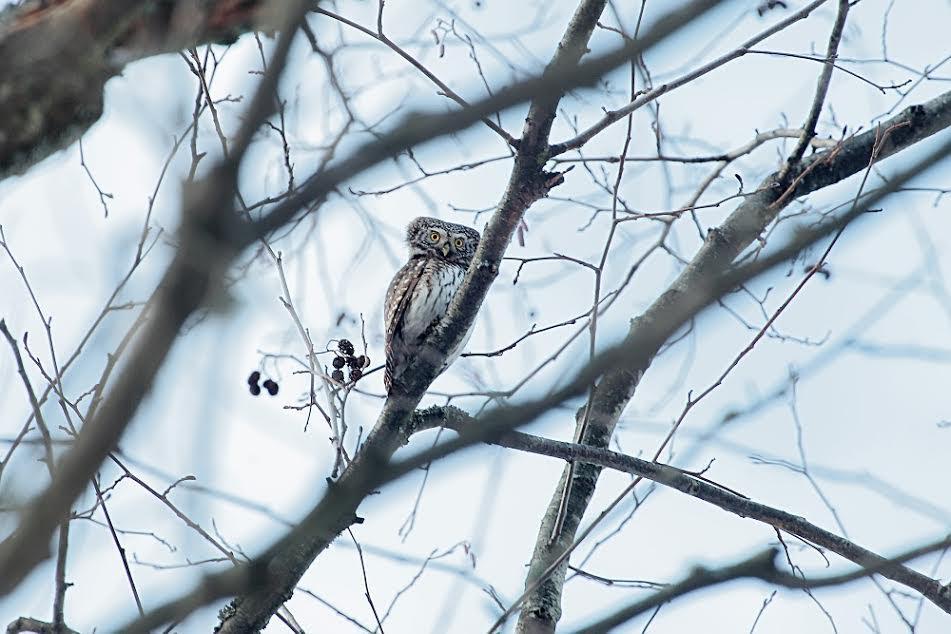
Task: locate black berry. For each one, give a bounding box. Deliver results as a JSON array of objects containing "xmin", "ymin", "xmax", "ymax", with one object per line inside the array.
[
  {"xmin": 247, "ymin": 370, "xmax": 261, "ymax": 386},
  {"xmin": 349, "ymin": 368, "xmax": 363, "ymax": 381},
  {"xmin": 262, "ymin": 379, "xmax": 279, "ymax": 396},
  {"xmin": 249, "ymin": 383, "xmax": 261, "ymax": 396},
  {"xmin": 332, "ymin": 356, "xmax": 346, "ymax": 369},
  {"xmin": 346, "ymin": 355, "xmax": 360, "ymax": 368},
  {"xmin": 356, "ymin": 355, "xmax": 369, "ymax": 368},
  {"xmin": 331, "ymin": 369, "xmax": 345, "ymax": 382},
  {"xmin": 337, "ymin": 339, "xmax": 355, "ymax": 356}
]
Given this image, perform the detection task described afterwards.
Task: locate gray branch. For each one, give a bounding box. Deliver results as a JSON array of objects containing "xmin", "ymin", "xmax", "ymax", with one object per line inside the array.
[
  {"xmin": 573, "ymin": 535, "xmax": 951, "ymax": 634},
  {"xmin": 515, "ymin": 87, "xmax": 951, "ymax": 632},
  {"xmin": 0, "ymin": 0, "xmax": 308, "ymax": 179},
  {"xmin": 411, "ymin": 405, "xmax": 951, "ymax": 621}
]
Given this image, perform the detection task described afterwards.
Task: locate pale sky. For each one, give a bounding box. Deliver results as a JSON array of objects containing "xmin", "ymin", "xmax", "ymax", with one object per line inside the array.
[{"xmin": 1, "ymin": 1, "xmax": 950, "ymax": 632}]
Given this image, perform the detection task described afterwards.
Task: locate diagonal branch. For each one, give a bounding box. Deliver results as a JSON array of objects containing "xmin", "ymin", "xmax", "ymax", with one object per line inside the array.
[{"xmin": 515, "ymin": 87, "xmax": 951, "ymax": 632}]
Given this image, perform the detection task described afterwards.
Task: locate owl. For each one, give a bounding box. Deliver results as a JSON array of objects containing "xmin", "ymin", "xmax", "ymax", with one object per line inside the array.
[{"xmin": 383, "ymin": 216, "xmax": 480, "ymax": 394}]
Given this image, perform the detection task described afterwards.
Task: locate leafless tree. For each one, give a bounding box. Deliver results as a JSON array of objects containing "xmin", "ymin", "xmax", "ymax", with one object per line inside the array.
[{"xmin": 1, "ymin": 0, "xmax": 949, "ymax": 632}]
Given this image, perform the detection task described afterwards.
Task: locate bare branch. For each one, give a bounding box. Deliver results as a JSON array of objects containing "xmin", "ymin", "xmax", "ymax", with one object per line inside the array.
[
  {"xmin": 409, "ymin": 406, "xmax": 951, "ymax": 620},
  {"xmin": 0, "ymin": 1, "xmax": 311, "ymax": 597},
  {"xmin": 515, "ymin": 87, "xmax": 951, "ymax": 631},
  {"xmin": 573, "ymin": 539, "xmax": 951, "ymax": 634},
  {"xmin": 785, "ymin": 0, "xmax": 850, "ymax": 167},
  {"xmin": 314, "ymin": 6, "xmax": 516, "ymax": 145},
  {"xmin": 0, "ymin": 0, "xmax": 297, "ymax": 178},
  {"xmin": 550, "ymin": 0, "xmax": 831, "ymax": 156}
]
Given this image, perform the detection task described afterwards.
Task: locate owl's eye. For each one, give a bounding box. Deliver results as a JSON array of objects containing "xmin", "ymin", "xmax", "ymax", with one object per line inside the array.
[
  {"xmin": 454, "ymin": 238, "xmax": 464, "ymax": 248},
  {"xmin": 429, "ymin": 231, "xmax": 440, "ymax": 242}
]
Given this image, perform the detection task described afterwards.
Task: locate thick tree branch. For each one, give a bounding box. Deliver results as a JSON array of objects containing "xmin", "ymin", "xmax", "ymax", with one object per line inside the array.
[
  {"xmin": 5, "ymin": 616, "xmax": 80, "ymax": 634},
  {"xmin": 516, "ymin": 88, "xmax": 951, "ymax": 631}
]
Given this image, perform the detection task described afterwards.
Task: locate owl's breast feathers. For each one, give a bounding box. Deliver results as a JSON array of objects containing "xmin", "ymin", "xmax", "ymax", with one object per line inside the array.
[{"xmin": 384, "ymin": 256, "xmax": 469, "ymax": 392}]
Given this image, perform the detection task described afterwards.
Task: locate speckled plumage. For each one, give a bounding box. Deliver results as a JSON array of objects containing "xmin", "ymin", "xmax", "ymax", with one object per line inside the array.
[{"xmin": 384, "ymin": 217, "xmax": 480, "ymax": 393}]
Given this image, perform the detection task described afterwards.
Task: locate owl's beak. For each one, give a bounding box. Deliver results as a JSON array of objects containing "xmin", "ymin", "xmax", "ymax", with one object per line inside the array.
[{"xmin": 441, "ymin": 243, "xmax": 451, "ymax": 257}]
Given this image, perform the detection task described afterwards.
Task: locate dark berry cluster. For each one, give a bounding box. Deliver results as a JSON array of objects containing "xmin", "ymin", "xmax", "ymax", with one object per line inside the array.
[
  {"xmin": 330, "ymin": 338, "xmax": 369, "ymax": 384},
  {"xmin": 247, "ymin": 370, "xmax": 279, "ymax": 396}
]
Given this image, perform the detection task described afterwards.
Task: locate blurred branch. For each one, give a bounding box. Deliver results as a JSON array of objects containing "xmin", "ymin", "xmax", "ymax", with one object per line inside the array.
[
  {"xmin": 574, "ymin": 537, "xmax": 951, "ymax": 634},
  {"xmin": 0, "ymin": 0, "xmax": 298, "ymax": 178},
  {"xmin": 0, "ymin": 0, "xmax": 311, "ymax": 598},
  {"xmin": 313, "ymin": 5, "xmax": 516, "ymax": 144}
]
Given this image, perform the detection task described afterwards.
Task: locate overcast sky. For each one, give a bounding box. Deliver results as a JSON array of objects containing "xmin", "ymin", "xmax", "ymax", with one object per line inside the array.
[{"xmin": 1, "ymin": 0, "xmax": 950, "ymax": 632}]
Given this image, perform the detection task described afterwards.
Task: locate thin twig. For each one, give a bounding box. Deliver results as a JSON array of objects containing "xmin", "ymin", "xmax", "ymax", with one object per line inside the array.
[{"xmin": 785, "ymin": 0, "xmax": 850, "ymax": 167}]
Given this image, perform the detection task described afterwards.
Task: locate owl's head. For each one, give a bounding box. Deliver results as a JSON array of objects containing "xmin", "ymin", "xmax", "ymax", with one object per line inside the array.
[{"xmin": 406, "ymin": 216, "xmax": 480, "ymax": 265}]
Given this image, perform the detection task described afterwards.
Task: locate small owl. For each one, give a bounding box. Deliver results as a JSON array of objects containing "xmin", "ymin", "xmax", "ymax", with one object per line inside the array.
[{"xmin": 383, "ymin": 216, "xmax": 480, "ymax": 394}]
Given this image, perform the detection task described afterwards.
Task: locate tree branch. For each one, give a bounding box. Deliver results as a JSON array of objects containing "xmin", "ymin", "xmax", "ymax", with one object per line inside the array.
[
  {"xmin": 785, "ymin": 0, "xmax": 850, "ymax": 167},
  {"xmin": 312, "ymin": 5, "xmax": 516, "ymax": 145},
  {"xmin": 5, "ymin": 616, "xmax": 80, "ymax": 634},
  {"xmin": 549, "ymin": 0, "xmax": 830, "ymax": 156},
  {"xmin": 0, "ymin": 0, "xmax": 302, "ymax": 179},
  {"xmin": 411, "ymin": 405, "xmax": 951, "ymax": 620},
  {"xmin": 515, "ymin": 87, "xmax": 951, "ymax": 631},
  {"xmin": 573, "ymin": 536, "xmax": 951, "ymax": 634}
]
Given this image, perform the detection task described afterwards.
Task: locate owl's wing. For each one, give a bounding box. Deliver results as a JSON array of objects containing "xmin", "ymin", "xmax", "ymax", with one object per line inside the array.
[{"xmin": 384, "ymin": 258, "xmax": 428, "ymax": 392}]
